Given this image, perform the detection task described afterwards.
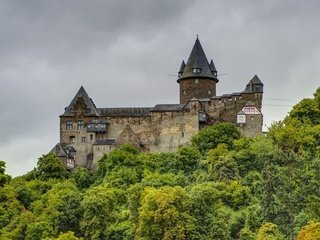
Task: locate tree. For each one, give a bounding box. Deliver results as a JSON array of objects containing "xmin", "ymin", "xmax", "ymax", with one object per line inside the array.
[
  {"xmin": 191, "ymin": 123, "xmax": 241, "ymax": 154},
  {"xmin": 0, "ymin": 160, "xmax": 11, "ymax": 187},
  {"xmin": 296, "ymin": 221, "xmax": 320, "ymax": 240},
  {"xmin": 80, "ymin": 186, "xmax": 116, "ymax": 239},
  {"xmin": 72, "ymin": 167, "xmax": 94, "ymax": 189},
  {"xmin": 187, "ymin": 182, "xmax": 233, "ymax": 239},
  {"xmin": 35, "ymin": 153, "xmax": 69, "ymax": 180},
  {"xmin": 28, "ymin": 181, "xmax": 82, "ymax": 236},
  {"xmin": 25, "ymin": 221, "xmax": 54, "ymax": 240},
  {"xmin": 136, "ymin": 186, "xmax": 196, "ymax": 240},
  {"xmin": 175, "ymin": 146, "xmax": 201, "ymax": 174},
  {"xmin": 0, "ymin": 210, "xmax": 35, "ymax": 240},
  {"xmin": 53, "ymin": 231, "xmax": 83, "ymax": 240},
  {"xmin": 206, "ymin": 144, "xmax": 240, "ymax": 181},
  {"xmin": 256, "ymin": 222, "xmax": 285, "ymax": 240}
]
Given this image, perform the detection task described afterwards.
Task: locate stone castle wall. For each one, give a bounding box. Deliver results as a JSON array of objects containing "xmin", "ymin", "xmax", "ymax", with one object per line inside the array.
[{"xmin": 60, "ymin": 109, "xmax": 200, "ymax": 169}]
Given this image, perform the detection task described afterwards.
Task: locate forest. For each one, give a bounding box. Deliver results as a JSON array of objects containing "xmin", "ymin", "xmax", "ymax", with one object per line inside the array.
[{"xmin": 1, "ymin": 88, "xmax": 320, "ymax": 240}]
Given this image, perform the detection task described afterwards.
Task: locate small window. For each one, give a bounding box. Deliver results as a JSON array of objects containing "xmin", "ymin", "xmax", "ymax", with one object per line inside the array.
[
  {"xmin": 81, "ymin": 137, "xmax": 86, "ymax": 143},
  {"xmin": 66, "ymin": 121, "xmax": 73, "ymax": 130},
  {"xmin": 90, "ymin": 134, "xmax": 93, "ymax": 141},
  {"xmin": 192, "ymin": 68, "xmax": 201, "ymax": 74},
  {"xmin": 77, "ymin": 120, "xmax": 84, "ymax": 130},
  {"xmin": 194, "ymin": 79, "xmax": 199, "ymax": 84},
  {"xmin": 208, "ymin": 90, "xmax": 212, "ymax": 95},
  {"xmin": 69, "ymin": 136, "xmax": 75, "ymax": 143},
  {"xmin": 182, "ymin": 132, "xmax": 184, "ymax": 138}
]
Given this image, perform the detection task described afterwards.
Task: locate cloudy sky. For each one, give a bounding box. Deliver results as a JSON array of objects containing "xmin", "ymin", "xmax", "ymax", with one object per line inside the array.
[{"xmin": 1, "ymin": 0, "xmax": 320, "ymax": 176}]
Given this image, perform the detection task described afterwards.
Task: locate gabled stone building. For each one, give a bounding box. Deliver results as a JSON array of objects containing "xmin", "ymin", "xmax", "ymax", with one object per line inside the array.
[{"xmin": 51, "ymin": 37, "xmax": 263, "ymax": 170}]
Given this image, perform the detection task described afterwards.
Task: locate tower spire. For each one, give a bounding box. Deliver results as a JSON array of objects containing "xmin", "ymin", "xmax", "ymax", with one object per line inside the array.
[{"xmin": 177, "ymin": 37, "xmax": 218, "ymax": 82}]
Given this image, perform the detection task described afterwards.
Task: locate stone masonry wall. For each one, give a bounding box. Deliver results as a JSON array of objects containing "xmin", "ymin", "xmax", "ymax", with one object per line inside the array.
[{"xmin": 179, "ymin": 78, "xmax": 216, "ymax": 104}]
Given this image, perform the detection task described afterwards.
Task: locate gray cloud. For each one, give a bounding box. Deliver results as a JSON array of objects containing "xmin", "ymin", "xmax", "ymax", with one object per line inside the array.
[{"xmin": 1, "ymin": 0, "xmax": 319, "ymax": 176}]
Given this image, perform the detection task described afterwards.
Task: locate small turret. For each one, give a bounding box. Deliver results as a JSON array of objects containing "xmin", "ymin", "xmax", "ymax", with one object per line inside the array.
[
  {"xmin": 209, "ymin": 59, "xmax": 218, "ymax": 78},
  {"xmin": 178, "ymin": 60, "xmax": 185, "ymax": 78}
]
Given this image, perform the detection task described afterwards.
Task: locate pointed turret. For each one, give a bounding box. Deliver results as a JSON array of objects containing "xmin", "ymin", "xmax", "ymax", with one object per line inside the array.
[
  {"xmin": 178, "ymin": 60, "xmax": 185, "ymax": 77},
  {"xmin": 178, "ymin": 37, "xmax": 218, "ymax": 82},
  {"xmin": 209, "ymin": 59, "xmax": 217, "ymax": 77},
  {"xmin": 244, "ymin": 75, "xmax": 264, "ymax": 93},
  {"xmin": 178, "ymin": 37, "xmax": 219, "ymax": 104},
  {"xmin": 61, "ymin": 86, "xmax": 99, "ymax": 116}
]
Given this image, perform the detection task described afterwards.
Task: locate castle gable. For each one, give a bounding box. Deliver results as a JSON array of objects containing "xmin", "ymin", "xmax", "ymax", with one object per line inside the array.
[{"xmin": 61, "ymin": 86, "xmax": 99, "ymax": 117}]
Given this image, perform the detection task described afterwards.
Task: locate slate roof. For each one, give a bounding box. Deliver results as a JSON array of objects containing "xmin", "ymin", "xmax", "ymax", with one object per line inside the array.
[
  {"xmin": 250, "ymin": 75, "xmax": 263, "ymax": 84},
  {"xmin": 97, "ymin": 107, "xmax": 152, "ymax": 117},
  {"xmin": 178, "ymin": 37, "xmax": 218, "ymax": 82},
  {"xmin": 209, "ymin": 59, "xmax": 217, "ymax": 73},
  {"xmin": 50, "ymin": 143, "xmax": 76, "ymax": 158},
  {"xmin": 151, "ymin": 104, "xmax": 189, "ymax": 112},
  {"xmin": 61, "ymin": 86, "xmax": 99, "ymax": 117},
  {"xmin": 178, "ymin": 60, "xmax": 186, "ymax": 74},
  {"xmin": 94, "ymin": 139, "xmax": 116, "ymax": 145}
]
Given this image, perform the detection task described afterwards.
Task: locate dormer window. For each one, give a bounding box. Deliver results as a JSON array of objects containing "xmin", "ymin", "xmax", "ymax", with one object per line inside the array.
[{"xmin": 192, "ymin": 68, "xmax": 201, "ymax": 74}]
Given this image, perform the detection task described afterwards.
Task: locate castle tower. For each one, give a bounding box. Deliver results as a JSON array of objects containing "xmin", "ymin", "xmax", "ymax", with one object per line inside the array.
[
  {"xmin": 244, "ymin": 74, "xmax": 264, "ymax": 109},
  {"xmin": 177, "ymin": 37, "xmax": 219, "ymax": 104}
]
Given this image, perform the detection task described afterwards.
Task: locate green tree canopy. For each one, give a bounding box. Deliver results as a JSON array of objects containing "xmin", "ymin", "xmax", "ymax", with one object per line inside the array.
[{"xmin": 191, "ymin": 123, "xmax": 241, "ymax": 153}]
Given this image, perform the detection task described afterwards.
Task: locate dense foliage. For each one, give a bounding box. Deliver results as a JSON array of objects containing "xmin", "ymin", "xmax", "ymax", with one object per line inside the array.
[{"xmin": 1, "ymin": 88, "xmax": 320, "ymax": 239}]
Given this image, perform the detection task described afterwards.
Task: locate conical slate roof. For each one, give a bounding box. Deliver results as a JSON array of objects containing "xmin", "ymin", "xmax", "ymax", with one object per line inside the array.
[
  {"xmin": 178, "ymin": 60, "xmax": 186, "ymax": 74},
  {"xmin": 209, "ymin": 59, "xmax": 217, "ymax": 73},
  {"xmin": 250, "ymin": 75, "xmax": 262, "ymax": 84},
  {"xmin": 178, "ymin": 38, "xmax": 218, "ymax": 82},
  {"xmin": 61, "ymin": 86, "xmax": 99, "ymax": 116}
]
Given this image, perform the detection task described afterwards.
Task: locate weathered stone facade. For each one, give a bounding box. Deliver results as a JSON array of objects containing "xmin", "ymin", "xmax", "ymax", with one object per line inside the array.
[{"xmin": 51, "ymin": 38, "xmax": 264, "ymax": 170}]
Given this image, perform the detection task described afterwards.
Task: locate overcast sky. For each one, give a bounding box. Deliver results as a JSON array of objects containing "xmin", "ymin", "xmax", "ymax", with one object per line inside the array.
[{"xmin": 1, "ymin": 0, "xmax": 320, "ymax": 176}]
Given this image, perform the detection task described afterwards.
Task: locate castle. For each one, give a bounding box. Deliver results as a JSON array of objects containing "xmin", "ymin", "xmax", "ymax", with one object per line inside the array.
[{"xmin": 51, "ymin": 38, "xmax": 263, "ymax": 170}]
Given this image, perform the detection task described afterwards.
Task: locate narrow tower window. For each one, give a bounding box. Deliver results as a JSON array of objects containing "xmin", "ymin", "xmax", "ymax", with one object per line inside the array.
[{"xmin": 208, "ymin": 90, "xmax": 212, "ymax": 95}]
